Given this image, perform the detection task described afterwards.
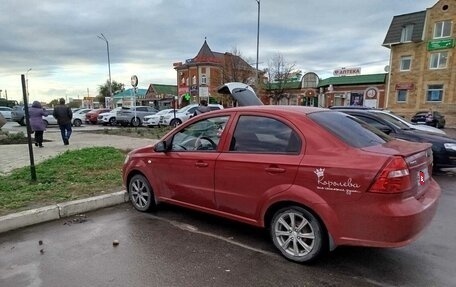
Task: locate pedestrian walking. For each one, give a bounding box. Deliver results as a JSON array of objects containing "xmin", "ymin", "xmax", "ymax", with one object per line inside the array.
[
  {"xmin": 53, "ymin": 98, "xmax": 73, "ymax": 145},
  {"xmin": 29, "ymin": 101, "xmax": 48, "ymax": 148}
]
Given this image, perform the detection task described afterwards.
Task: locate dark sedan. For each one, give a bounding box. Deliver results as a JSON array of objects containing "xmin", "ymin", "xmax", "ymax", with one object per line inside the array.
[
  {"xmin": 337, "ymin": 109, "xmax": 456, "ymax": 170},
  {"xmin": 411, "ymin": 111, "xmax": 446, "ymax": 128}
]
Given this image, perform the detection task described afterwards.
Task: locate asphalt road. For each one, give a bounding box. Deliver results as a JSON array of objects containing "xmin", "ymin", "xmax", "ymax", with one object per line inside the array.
[{"xmin": 0, "ymin": 173, "xmax": 455, "ymax": 287}]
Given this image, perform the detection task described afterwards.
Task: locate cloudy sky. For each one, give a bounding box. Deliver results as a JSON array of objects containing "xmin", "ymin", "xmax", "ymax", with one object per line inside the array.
[{"xmin": 0, "ymin": 0, "xmax": 438, "ymax": 103}]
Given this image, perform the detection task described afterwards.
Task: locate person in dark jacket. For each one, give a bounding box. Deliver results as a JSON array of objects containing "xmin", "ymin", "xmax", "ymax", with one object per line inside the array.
[
  {"xmin": 53, "ymin": 98, "xmax": 73, "ymax": 145},
  {"xmin": 29, "ymin": 101, "xmax": 48, "ymax": 147},
  {"xmin": 193, "ymin": 99, "xmax": 211, "ymax": 117}
]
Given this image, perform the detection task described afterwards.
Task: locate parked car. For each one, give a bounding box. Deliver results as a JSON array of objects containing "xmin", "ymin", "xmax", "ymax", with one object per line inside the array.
[
  {"xmin": 85, "ymin": 108, "xmax": 111, "ymax": 125},
  {"xmin": 11, "ymin": 105, "xmax": 26, "ymax": 126},
  {"xmin": 162, "ymin": 103, "xmax": 224, "ymax": 127},
  {"xmin": 337, "ymin": 109, "xmax": 456, "ymax": 170},
  {"xmin": 98, "ymin": 107, "xmax": 122, "ymax": 126},
  {"xmin": 0, "ymin": 106, "xmax": 13, "ymax": 121},
  {"xmin": 42, "ymin": 109, "xmax": 58, "ymax": 127},
  {"xmin": 122, "ymin": 82, "xmax": 440, "ymax": 263},
  {"xmin": 411, "ymin": 111, "xmax": 446, "ymax": 128},
  {"xmin": 143, "ymin": 109, "xmax": 176, "ymax": 128},
  {"xmin": 72, "ymin": 108, "xmax": 92, "ymax": 127},
  {"xmin": 329, "ymin": 106, "xmax": 446, "ymax": 135},
  {"xmin": 116, "ymin": 106, "xmax": 159, "ymax": 127}
]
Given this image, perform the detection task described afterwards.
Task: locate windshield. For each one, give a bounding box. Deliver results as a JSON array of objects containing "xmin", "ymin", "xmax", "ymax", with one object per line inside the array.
[
  {"xmin": 373, "ymin": 112, "xmax": 410, "ymax": 129},
  {"xmin": 309, "ymin": 111, "xmax": 392, "ymax": 148}
]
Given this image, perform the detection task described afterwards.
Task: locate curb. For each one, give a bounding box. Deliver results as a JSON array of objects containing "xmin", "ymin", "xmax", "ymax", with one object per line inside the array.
[{"xmin": 0, "ymin": 190, "xmax": 129, "ymax": 234}]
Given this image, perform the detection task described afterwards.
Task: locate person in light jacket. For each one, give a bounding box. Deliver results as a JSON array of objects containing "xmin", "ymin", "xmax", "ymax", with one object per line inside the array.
[{"xmin": 29, "ymin": 101, "xmax": 48, "ymax": 147}]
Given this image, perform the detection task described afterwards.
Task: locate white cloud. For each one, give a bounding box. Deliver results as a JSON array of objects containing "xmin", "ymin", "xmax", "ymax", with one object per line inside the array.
[{"xmin": 0, "ymin": 0, "xmax": 438, "ymax": 102}]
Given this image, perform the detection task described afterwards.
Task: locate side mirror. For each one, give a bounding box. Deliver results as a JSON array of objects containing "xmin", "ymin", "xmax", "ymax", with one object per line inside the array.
[{"xmin": 154, "ymin": 141, "xmax": 168, "ymax": 152}]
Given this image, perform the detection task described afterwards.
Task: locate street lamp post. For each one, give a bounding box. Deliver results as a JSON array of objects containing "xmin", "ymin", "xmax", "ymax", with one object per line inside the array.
[
  {"xmin": 97, "ymin": 33, "xmax": 113, "ymax": 107},
  {"xmin": 255, "ymin": 0, "xmax": 260, "ymax": 85}
]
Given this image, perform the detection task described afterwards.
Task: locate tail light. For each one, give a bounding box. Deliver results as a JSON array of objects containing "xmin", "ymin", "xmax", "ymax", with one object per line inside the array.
[{"xmin": 369, "ymin": 156, "xmax": 411, "ymax": 193}]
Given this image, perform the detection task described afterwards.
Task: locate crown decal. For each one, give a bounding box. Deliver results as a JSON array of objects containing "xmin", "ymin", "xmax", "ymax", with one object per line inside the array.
[{"xmin": 314, "ymin": 168, "xmax": 325, "ymax": 177}]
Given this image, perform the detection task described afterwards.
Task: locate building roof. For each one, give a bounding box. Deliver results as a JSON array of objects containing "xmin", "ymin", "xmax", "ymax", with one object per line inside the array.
[
  {"xmin": 146, "ymin": 84, "xmax": 177, "ymax": 96},
  {"xmin": 264, "ymin": 81, "xmax": 301, "ymax": 91},
  {"xmin": 382, "ymin": 10, "xmax": 426, "ymax": 46},
  {"xmin": 318, "ymin": 73, "xmax": 387, "ymax": 87},
  {"xmin": 113, "ymin": 88, "xmax": 147, "ymax": 99}
]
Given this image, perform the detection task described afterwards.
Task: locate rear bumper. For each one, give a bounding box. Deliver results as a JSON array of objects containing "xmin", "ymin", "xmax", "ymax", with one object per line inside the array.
[{"xmin": 333, "ymin": 180, "xmax": 441, "ymax": 248}]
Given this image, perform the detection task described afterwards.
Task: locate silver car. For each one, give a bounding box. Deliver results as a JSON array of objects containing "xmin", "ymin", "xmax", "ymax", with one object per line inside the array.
[{"xmin": 116, "ymin": 106, "xmax": 159, "ymax": 127}]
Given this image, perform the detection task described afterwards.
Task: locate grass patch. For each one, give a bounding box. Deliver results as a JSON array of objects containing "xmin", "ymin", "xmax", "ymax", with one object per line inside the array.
[
  {"xmin": 0, "ymin": 147, "xmax": 126, "ymax": 216},
  {"xmin": 0, "ymin": 130, "xmax": 29, "ymax": 145}
]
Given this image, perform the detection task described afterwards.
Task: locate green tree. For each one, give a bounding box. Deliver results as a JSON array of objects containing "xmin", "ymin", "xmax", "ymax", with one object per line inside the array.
[{"xmin": 97, "ymin": 80, "xmax": 125, "ymax": 106}]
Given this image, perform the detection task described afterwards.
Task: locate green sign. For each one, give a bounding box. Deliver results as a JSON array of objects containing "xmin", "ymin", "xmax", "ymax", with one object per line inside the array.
[{"xmin": 427, "ymin": 38, "xmax": 454, "ymax": 51}]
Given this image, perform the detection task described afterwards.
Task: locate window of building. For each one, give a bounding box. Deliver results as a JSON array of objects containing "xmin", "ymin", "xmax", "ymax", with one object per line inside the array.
[
  {"xmin": 192, "ymin": 75, "xmax": 196, "ymax": 85},
  {"xmin": 201, "ymin": 74, "xmax": 207, "ymax": 84},
  {"xmin": 426, "ymin": 85, "xmax": 443, "ymax": 102},
  {"xmin": 301, "ymin": 72, "xmax": 319, "ymax": 88},
  {"xmin": 396, "ymin": 90, "xmax": 408, "ymax": 102},
  {"xmin": 429, "ymin": 52, "xmax": 448, "ymax": 69},
  {"xmin": 181, "ymin": 77, "xmax": 185, "ymax": 84},
  {"xmin": 186, "ymin": 77, "xmax": 189, "ymax": 86},
  {"xmin": 433, "ymin": 20, "xmax": 452, "ymax": 38},
  {"xmin": 400, "ymin": 56, "xmax": 412, "ymax": 71},
  {"xmin": 401, "ymin": 24, "xmax": 414, "ymax": 42}
]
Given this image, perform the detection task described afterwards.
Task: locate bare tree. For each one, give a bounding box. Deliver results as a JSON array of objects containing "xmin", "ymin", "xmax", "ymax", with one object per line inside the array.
[
  {"xmin": 265, "ymin": 53, "xmax": 296, "ymax": 104},
  {"xmin": 222, "ymin": 47, "xmax": 256, "ymax": 84}
]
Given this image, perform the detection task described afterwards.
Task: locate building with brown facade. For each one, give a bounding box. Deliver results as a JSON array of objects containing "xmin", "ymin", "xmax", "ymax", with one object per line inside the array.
[
  {"xmin": 383, "ymin": 0, "xmax": 456, "ymax": 124},
  {"xmin": 173, "ymin": 40, "xmax": 256, "ymax": 107}
]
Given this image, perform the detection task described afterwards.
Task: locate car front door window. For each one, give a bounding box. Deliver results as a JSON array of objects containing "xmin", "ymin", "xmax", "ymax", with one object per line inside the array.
[{"xmin": 171, "ymin": 116, "xmax": 229, "ymax": 151}]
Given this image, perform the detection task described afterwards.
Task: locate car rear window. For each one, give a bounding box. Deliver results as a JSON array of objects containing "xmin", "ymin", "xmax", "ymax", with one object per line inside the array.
[{"xmin": 308, "ymin": 111, "xmax": 392, "ymax": 148}]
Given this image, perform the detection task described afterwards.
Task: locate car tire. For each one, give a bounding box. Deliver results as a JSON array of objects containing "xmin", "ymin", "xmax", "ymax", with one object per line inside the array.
[
  {"xmin": 109, "ymin": 117, "xmax": 116, "ymax": 126},
  {"xmin": 170, "ymin": 119, "xmax": 182, "ymax": 127},
  {"xmin": 128, "ymin": 174, "xmax": 156, "ymax": 212},
  {"xmin": 270, "ymin": 206, "xmax": 326, "ymax": 263},
  {"xmin": 131, "ymin": 117, "xmax": 141, "ymax": 127},
  {"xmin": 43, "ymin": 120, "xmax": 48, "ymax": 129},
  {"xmin": 73, "ymin": 119, "xmax": 82, "ymax": 127},
  {"xmin": 19, "ymin": 117, "xmax": 26, "ymax": 126}
]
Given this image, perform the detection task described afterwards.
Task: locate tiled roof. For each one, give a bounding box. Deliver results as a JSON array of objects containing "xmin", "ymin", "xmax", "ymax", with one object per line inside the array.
[
  {"xmin": 150, "ymin": 84, "xmax": 177, "ymax": 95},
  {"xmin": 318, "ymin": 73, "xmax": 387, "ymax": 87},
  {"xmin": 382, "ymin": 11, "xmax": 426, "ymax": 46},
  {"xmin": 113, "ymin": 88, "xmax": 147, "ymax": 99},
  {"xmin": 264, "ymin": 81, "xmax": 301, "ymax": 91}
]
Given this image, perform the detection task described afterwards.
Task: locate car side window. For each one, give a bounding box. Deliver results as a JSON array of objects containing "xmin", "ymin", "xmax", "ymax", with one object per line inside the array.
[
  {"xmin": 171, "ymin": 116, "xmax": 229, "ymax": 152},
  {"xmin": 229, "ymin": 116, "xmax": 301, "ymax": 154},
  {"xmin": 355, "ymin": 115, "xmax": 388, "ymax": 130},
  {"xmin": 137, "ymin": 107, "xmax": 147, "ymax": 112}
]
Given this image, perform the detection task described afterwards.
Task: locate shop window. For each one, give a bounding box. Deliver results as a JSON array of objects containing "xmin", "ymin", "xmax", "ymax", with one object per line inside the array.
[
  {"xmin": 426, "ymin": 85, "xmax": 443, "ymax": 102},
  {"xmin": 433, "ymin": 20, "xmax": 452, "ymax": 38},
  {"xmin": 401, "ymin": 24, "xmax": 414, "ymax": 42},
  {"xmin": 430, "ymin": 52, "xmax": 448, "ymax": 69},
  {"xmin": 396, "ymin": 90, "xmax": 408, "ymax": 102},
  {"xmin": 400, "ymin": 56, "xmax": 412, "ymax": 71}
]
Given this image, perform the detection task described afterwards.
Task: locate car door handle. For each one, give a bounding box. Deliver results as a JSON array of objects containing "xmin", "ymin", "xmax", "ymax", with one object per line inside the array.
[
  {"xmin": 265, "ymin": 167, "xmax": 286, "ymax": 173},
  {"xmin": 195, "ymin": 162, "xmax": 209, "ymax": 167}
]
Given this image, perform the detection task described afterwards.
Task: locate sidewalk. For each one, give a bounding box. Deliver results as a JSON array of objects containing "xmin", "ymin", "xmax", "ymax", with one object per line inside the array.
[{"xmin": 0, "ymin": 128, "xmax": 158, "ymax": 233}]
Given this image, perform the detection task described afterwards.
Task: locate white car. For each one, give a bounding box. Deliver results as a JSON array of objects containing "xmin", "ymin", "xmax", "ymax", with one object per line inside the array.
[
  {"xmin": 43, "ymin": 109, "xmax": 58, "ymax": 127},
  {"xmin": 370, "ymin": 110, "xmax": 446, "ymax": 135},
  {"xmin": 98, "ymin": 107, "xmax": 122, "ymax": 126},
  {"xmin": 72, "ymin": 108, "xmax": 92, "ymax": 127},
  {"xmin": 162, "ymin": 103, "xmax": 224, "ymax": 127},
  {"xmin": 0, "ymin": 106, "xmax": 12, "ymax": 120},
  {"xmin": 143, "ymin": 109, "xmax": 176, "ymax": 128}
]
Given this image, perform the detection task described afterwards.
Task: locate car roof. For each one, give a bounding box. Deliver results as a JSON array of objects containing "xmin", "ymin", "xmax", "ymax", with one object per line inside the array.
[{"xmin": 208, "ymin": 105, "xmax": 327, "ymax": 116}]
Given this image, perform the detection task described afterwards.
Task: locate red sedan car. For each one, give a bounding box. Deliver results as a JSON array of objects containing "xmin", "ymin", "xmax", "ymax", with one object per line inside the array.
[
  {"xmin": 85, "ymin": 108, "xmax": 111, "ymax": 124},
  {"xmin": 122, "ymin": 83, "xmax": 441, "ymax": 263}
]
